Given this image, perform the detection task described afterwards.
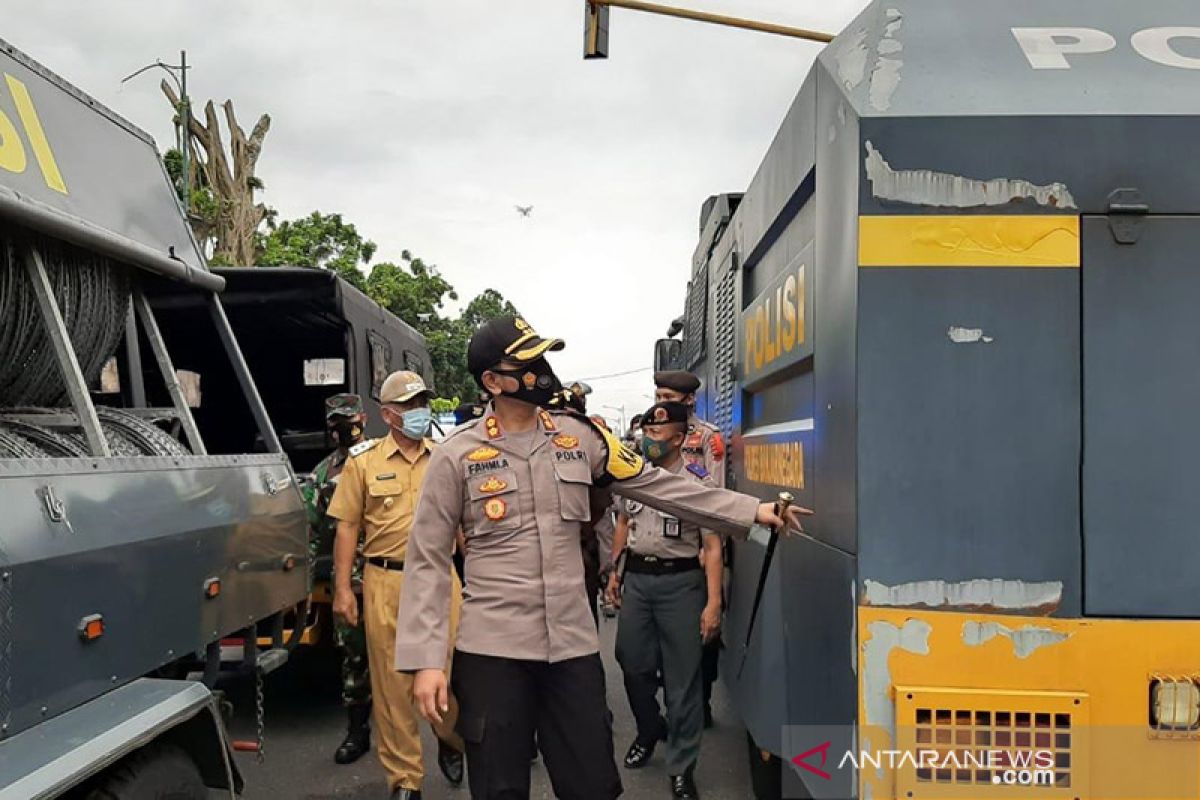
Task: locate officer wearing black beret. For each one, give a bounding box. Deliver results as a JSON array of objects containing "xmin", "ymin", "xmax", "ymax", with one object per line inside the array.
[
  {"xmin": 607, "ymin": 401, "xmax": 725, "ymax": 798},
  {"xmin": 653, "ymin": 371, "xmax": 726, "ymax": 488}
]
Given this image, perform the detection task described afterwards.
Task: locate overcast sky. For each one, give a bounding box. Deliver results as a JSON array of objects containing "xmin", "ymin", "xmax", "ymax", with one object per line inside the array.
[{"xmin": 7, "ymin": 0, "xmax": 862, "ymax": 428}]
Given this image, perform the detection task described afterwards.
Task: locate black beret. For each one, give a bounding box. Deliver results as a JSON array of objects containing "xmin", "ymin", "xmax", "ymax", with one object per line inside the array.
[
  {"xmin": 640, "ymin": 401, "xmax": 689, "ymax": 427},
  {"xmin": 653, "ymin": 370, "xmax": 701, "ymax": 393}
]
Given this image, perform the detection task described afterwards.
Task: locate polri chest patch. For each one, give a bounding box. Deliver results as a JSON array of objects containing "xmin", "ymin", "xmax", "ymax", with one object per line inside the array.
[{"xmin": 483, "ymin": 497, "xmax": 508, "ymax": 521}]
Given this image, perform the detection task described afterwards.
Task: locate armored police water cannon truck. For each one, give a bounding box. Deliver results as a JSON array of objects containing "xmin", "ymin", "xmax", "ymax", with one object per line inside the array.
[
  {"xmin": 658, "ymin": 1, "xmax": 1200, "ymax": 797},
  {"xmin": 0, "ymin": 37, "xmax": 307, "ymax": 798}
]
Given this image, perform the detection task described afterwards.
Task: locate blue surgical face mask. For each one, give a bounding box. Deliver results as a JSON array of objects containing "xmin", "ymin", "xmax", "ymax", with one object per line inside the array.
[{"xmin": 399, "ymin": 407, "xmax": 432, "ymax": 440}]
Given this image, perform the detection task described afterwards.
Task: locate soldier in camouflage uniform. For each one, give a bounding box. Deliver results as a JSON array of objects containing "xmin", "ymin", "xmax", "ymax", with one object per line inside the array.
[{"xmin": 303, "ymin": 393, "xmax": 373, "ymax": 765}]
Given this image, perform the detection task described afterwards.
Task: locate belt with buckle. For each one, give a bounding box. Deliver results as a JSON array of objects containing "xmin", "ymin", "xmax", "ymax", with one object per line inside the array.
[
  {"xmin": 625, "ymin": 552, "xmax": 701, "ymax": 575},
  {"xmin": 366, "ymin": 556, "xmax": 405, "ymax": 571}
]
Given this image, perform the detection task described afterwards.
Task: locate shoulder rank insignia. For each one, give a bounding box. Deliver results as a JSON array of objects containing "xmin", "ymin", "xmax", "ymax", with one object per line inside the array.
[
  {"xmin": 553, "ymin": 434, "xmax": 579, "ymax": 449},
  {"xmin": 483, "ymin": 497, "xmax": 508, "ymax": 521},
  {"xmin": 539, "ymin": 410, "xmax": 557, "ymax": 432},
  {"xmin": 479, "ymin": 476, "xmax": 508, "ymax": 494},
  {"xmin": 686, "ymin": 462, "xmax": 709, "ymax": 479},
  {"xmin": 484, "ymin": 416, "xmax": 502, "ymax": 439},
  {"xmin": 467, "ymin": 445, "xmax": 502, "ymax": 462},
  {"xmin": 348, "ymin": 439, "xmax": 378, "ymax": 458}
]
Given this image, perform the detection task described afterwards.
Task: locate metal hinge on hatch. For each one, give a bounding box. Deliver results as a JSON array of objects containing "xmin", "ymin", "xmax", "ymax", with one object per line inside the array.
[{"xmin": 1107, "ymin": 188, "xmax": 1149, "ymax": 244}]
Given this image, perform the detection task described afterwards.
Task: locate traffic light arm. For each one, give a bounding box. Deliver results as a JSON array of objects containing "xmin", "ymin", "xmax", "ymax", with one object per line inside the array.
[{"xmin": 589, "ymin": 0, "xmax": 833, "ymax": 44}]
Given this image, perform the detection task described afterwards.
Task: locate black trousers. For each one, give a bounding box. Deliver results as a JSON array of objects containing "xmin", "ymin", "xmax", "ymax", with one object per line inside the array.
[{"xmin": 452, "ymin": 650, "xmax": 622, "ymax": 800}]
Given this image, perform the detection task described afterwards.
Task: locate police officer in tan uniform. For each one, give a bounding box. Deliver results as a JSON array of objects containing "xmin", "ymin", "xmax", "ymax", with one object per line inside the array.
[
  {"xmin": 393, "ymin": 316, "xmax": 810, "ymax": 800},
  {"xmin": 327, "ymin": 370, "xmax": 464, "ymax": 800},
  {"xmin": 654, "ymin": 371, "xmax": 726, "ymax": 488},
  {"xmin": 654, "ymin": 370, "xmax": 727, "ymax": 726},
  {"xmin": 606, "ymin": 401, "xmax": 724, "ymax": 799}
]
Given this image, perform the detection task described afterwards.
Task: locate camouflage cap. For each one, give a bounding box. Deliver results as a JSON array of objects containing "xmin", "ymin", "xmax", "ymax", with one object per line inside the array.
[
  {"xmin": 325, "ymin": 393, "xmax": 363, "ymax": 419},
  {"xmin": 380, "ymin": 370, "xmax": 432, "ymax": 404}
]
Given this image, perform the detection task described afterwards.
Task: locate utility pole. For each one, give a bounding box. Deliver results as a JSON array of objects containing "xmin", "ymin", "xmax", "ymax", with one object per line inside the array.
[
  {"xmin": 122, "ymin": 52, "xmax": 192, "ymax": 212},
  {"xmin": 179, "ymin": 50, "xmax": 190, "ymax": 212},
  {"xmin": 583, "ymin": 0, "xmax": 833, "ymax": 58}
]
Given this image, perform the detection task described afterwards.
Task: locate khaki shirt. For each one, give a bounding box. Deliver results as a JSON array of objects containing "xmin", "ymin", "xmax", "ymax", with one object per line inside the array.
[
  {"xmin": 327, "ymin": 434, "xmax": 433, "ymax": 560},
  {"xmin": 682, "ymin": 413, "xmax": 726, "ymax": 488},
  {"xmin": 394, "ymin": 405, "xmax": 760, "ymax": 669},
  {"xmin": 617, "ymin": 458, "xmax": 714, "ymax": 560}
]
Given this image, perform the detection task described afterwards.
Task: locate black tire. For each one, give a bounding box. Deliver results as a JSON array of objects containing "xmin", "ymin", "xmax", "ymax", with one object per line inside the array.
[
  {"xmin": 84, "ymin": 744, "xmax": 207, "ymax": 800},
  {"xmin": 747, "ymin": 731, "xmax": 784, "ymax": 800}
]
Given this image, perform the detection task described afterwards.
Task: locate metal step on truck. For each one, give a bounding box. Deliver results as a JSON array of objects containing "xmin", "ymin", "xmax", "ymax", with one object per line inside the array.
[
  {"xmin": 0, "ymin": 37, "xmax": 308, "ymax": 799},
  {"xmin": 657, "ymin": 1, "xmax": 1200, "ymax": 798}
]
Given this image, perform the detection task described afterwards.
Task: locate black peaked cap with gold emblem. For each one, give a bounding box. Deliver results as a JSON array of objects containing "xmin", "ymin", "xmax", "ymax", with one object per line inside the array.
[{"xmin": 468, "ymin": 316, "xmax": 565, "ymax": 379}]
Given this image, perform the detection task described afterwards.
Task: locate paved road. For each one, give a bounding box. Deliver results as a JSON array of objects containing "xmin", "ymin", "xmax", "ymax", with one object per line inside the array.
[{"xmin": 222, "ymin": 615, "xmax": 752, "ymax": 799}]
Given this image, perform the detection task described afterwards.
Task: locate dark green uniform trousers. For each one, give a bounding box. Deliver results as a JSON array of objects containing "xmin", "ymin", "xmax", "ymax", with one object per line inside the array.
[{"xmin": 615, "ymin": 569, "xmax": 706, "ymax": 775}]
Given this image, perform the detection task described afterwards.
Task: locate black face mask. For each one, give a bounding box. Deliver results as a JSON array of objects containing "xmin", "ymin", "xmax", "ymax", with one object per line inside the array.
[
  {"xmin": 490, "ymin": 359, "xmax": 563, "ymax": 408},
  {"xmin": 329, "ymin": 419, "xmax": 364, "ymax": 448}
]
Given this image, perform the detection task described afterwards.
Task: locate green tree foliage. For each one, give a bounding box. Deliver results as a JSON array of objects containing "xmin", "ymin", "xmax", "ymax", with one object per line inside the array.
[
  {"xmin": 164, "ymin": 147, "xmax": 222, "ymax": 252},
  {"xmin": 364, "ymin": 251, "xmax": 457, "ymax": 322},
  {"xmin": 256, "ymin": 212, "xmax": 377, "ymax": 288},
  {"xmin": 259, "ymin": 212, "xmax": 519, "ymax": 401}
]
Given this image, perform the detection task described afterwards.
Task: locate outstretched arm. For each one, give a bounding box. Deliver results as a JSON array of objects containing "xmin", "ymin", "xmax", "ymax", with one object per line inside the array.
[{"xmin": 573, "ymin": 417, "xmax": 811, "ymax": 539}]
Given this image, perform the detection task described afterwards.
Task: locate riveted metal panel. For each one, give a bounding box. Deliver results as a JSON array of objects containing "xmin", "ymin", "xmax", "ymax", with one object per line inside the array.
[{"xmin": 0, "ymin": 459, "xmax": 305, "ymax": 738}]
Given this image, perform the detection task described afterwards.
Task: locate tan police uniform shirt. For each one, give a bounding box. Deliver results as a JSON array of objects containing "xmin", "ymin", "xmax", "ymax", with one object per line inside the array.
[
  {"xmin": 327, "ymin": 434, "xmax": 433, "ymax": 560},
  {"xmin": 617, "ymin": 458, "xmax": 714, "ymax": 559},
  {"xmin": 394, "ymin": 405, "xmax": 761, "ymax": 670},
  {"xmin": 682, "ymin": 413, "xmax": 726, "ymax": 488}
]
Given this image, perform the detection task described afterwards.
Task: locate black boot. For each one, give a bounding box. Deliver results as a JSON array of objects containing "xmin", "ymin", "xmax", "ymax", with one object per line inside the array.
[
  {"xmin": 437, "ymin": 739, "xmax": 465, "ymax": 786},
  {"xmin": 624, "ymin": 726, "xmax": 667, "ymax": 769},
  {"xmin": 335, "ymin": 703, "xmax": 371, "ymax": 764},
  {"xmin": 671, "ymin": 772, "xmax": 700, "ymax": 799}
]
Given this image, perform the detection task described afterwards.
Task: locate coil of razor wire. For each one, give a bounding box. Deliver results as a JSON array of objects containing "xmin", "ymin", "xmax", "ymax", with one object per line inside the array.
[
  {"xmin": 0, "ymin": 232, "xmax": 131, "ymax": 407},
  {"xmin": 0, "ymin": 407, "xmax": 191, "ymax": 458},
  {"xmin": 0, "ymin": 429, "xmax": 50, "ymax": 459}
]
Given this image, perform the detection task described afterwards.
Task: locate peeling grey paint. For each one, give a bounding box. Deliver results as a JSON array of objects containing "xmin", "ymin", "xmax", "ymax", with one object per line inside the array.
[
  {"xmin": 948, "ymin": 326, "xmax": 994, "ymax": 344},
  {"xmin": 962, "ymin": 620, "xmax": 1069, "ymax": 658},
  {"xmin": 864, "ymin": 141, "xmax": 1078, "ymax": 209},
  {"xmin": 870, "ymin": 9, "xmax": 903, "ymax": 111},
  {"xmin": 863, "ymin": 578, "xmax": 1062, "ymax": 611},
  {"xmin": 836, "ymin": 29, "xmax": 870, "ymax": 91},
  {"xmin": 869, "ymin": 60, "xmax": 903, "ymax": 111},
  {"xmin": 863, "ymin": 619, "xmax": 931, "ymax": 734}
]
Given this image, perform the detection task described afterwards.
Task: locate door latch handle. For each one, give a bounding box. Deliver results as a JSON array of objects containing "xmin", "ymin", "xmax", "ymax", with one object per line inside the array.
[
  {"xmin": 261, "ymin": 472, "xmax": 292, "ymax": 496},
  {"xmin": 38, "ymin": 485, "xmax": 72, "ymax": 531}
]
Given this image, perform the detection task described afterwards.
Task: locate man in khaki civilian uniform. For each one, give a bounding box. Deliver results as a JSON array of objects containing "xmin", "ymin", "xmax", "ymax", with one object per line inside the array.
[
  {"xmin": 328, "ymin": 370, "xmax": 464, "ymax": 800},
  {"xmin": 393, "ymin": 316, "xmax": 811, "ymax": 800}
]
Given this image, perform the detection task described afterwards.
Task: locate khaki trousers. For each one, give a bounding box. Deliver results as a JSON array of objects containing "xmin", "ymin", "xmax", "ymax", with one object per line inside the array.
[{"xmin": 363, "ymin": 563, "xmax": 463, "ymax": 791}]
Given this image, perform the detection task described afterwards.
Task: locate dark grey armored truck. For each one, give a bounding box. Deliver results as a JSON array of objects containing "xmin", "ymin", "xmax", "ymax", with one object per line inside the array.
[{"xmin": 0, "ymin": 38, "xmax": 307, "ymax": 798}]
